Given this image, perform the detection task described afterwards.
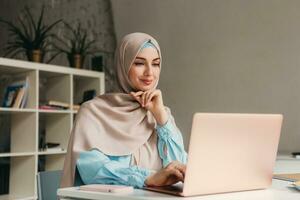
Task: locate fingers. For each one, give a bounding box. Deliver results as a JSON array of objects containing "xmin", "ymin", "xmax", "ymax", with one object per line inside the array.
[
  {"xmin": 146, "ymin": 91, "xmax": 156, "ymax": 106},
  {"xmin": 172, "ymin": 169, "xmax": 184, "ymax": 180},
  {"xmin": 143, "ymin": 90, "xmax": 153, "ymax": 107},
  {"xmin": 166, "ymin": 161, "xmax": 186, "ymax": 179},
  {"xmin": 142, "ymin": 92, "xmax": 146, "ymax": 107},
  {"xmin": 130, "ymin": 90, "xmax": 162, "ymax": 110},
  {"xmin": 148, "ymin": 166, "xmax": 185, "ymax": 186},
  {"xmin": 175, "ymin": 165, "xmax": 186, "ymax": 176},
  {"xmin": 130, "ymin": 90, "xmax": 156, "ymax": 107},
  {"xmin": 130, "ymin": 91, "xmax": 143, "ymax": 105},
  {"xmin": 168, "ymin": 169, "xmax": 184, "ymax": 182},
  {"xmin": 130, "ymin": 91, "xmax": 143, "ymax": 98},
  {"xmin": 176, "ymin": 166, "xmax": 186, "ymax": 181}
]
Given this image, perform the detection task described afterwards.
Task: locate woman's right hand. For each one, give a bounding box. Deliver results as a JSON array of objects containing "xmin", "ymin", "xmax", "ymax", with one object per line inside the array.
[{"xmin": 145, "ymin": 161, "xmax": 186, "ymax": 187}]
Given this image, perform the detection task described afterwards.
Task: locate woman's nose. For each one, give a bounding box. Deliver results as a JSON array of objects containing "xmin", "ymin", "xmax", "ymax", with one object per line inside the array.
[{"xmin": 144, "ymin": 64, "xmax": 153, "ymax": 76}]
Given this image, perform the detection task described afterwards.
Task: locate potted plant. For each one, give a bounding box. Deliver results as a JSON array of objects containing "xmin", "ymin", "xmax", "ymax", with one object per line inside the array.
[
  {"xmin": 53, "ymin": 22, "xmax": 97, "ymax": 68},
  {"xmin": 0, "ymin": 5, "xmax": 62, "ymax": 63}
]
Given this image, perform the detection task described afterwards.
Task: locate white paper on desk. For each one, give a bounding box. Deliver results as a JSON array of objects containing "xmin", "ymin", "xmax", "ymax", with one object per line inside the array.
[{"xmin": 79, "ymin": 184, "xmax": 134, "ymax": 194}]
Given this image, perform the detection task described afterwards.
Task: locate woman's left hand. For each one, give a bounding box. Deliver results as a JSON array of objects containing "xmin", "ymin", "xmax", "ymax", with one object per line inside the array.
[{"xmin": 130, "ymin": 89, "xmax": 168, "ymax": 125}]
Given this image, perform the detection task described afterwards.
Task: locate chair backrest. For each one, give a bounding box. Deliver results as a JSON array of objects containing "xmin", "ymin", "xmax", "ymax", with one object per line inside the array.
[{"xmin": 37, "ymin": 170, "xmax": 62, "ymax": 200}]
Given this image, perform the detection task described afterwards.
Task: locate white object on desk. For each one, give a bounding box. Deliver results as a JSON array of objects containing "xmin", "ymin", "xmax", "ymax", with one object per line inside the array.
[{"xmin": 79, "ymin": 184, "xmax": 133, "ymax": 194}]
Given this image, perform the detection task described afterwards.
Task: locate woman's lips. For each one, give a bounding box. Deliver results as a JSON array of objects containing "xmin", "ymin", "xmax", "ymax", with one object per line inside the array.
[{"xmin": 140, "ymin": 79, "xmax": 153, "ymax": 85}]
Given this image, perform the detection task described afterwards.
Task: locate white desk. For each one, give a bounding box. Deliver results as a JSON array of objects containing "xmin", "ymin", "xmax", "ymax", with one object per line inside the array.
[
  {"xmin": 57, "ymin": 156, "xmax": 300, "ymax": 200},
  {"xmin": 57, "ymin": 180, "xmax": 299, "ymax": 200}
]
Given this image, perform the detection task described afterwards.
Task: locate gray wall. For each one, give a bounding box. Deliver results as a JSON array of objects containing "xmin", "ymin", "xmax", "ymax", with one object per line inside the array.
[{"xmin": 111, "ymin": 0, "xmax": 300, "ymax": 153}]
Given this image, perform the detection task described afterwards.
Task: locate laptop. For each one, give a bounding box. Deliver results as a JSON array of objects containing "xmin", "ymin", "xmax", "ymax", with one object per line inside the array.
[{"xmin": 144, "ymin": 113, "xmax": 283, "ymax": 196}]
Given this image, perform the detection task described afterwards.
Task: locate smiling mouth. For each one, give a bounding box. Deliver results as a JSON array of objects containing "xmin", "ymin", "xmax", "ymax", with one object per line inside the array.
[{"xmin": 140, "ymin": 79, "xmax": 153, "ymax": 85}]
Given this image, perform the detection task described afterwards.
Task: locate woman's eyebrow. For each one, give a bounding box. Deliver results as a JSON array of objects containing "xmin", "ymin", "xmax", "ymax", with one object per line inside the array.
[
  {"xmin": 135, "ymin": 57, "xmax": 160, "ymax": 61},
  {"xmin": 135, "ymin": 57, "xmax": 146, "ymax": 60}
]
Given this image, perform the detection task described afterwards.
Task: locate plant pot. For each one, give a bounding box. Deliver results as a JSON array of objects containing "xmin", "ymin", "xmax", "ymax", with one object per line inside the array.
[
  {"xmin": 68, "ymin": 54, "xmax": 84, "ymax": 69},
  {"xmin": 27, "ymin": 49, "xmax": 42, "ymax": 63},
  {"xmin": 74, "ymin": 54, "xmax": 82, "ymax": 69}
]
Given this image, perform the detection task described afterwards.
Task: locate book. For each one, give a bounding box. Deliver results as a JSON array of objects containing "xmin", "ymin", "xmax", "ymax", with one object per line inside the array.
[
  {"xmin": 12, "ymin": 87, "xmax": 25, "ymax": 108},
  {"xmin": 39, "ymin": 105, "xmax": 65, "ymax": 110},
  {"xmin": 47, "ymin": 100, "xmax": 69, "ymax": 109},
  {"xmin": 44, "ymin": 147, "xmax": 64, "ymax": 152},
  {"xmin": 19, "ymin": 76, "xmax": 29, "ymax": 108},
  {"xmin": 1, "ymin": 76, "xmax": 29, "ymax": 108},
  {"xmin": 2, "ymin": 85, "xmax": 22, "ymax": 107}
]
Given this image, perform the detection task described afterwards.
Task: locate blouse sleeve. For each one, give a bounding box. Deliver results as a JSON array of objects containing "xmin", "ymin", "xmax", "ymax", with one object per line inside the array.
[
  {"xmin": 156, "ymin": 114, "xmax": 188, "ymax": 167},
  {"xmin": 76, "ymin": 149, "xmax": 151, "ymax": 188}
]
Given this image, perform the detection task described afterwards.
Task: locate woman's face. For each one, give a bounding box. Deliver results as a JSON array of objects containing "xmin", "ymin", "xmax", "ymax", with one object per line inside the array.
[{"xmin": 128, "ymin": 47, "xmax": 161, "ymax": 91}]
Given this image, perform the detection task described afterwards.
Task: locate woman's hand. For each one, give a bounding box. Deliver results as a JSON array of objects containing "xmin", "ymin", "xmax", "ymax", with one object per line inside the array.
[
  {"xmin": 145, "ymin": 161, "xmax": 186, "ymax": 187},
  {"xmin": 130, "ymin": 89, "xmax": 168, "ymax": 125}
]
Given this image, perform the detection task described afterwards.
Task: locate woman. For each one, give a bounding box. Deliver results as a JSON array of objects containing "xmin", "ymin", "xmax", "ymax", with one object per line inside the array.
[{"xmin": 61, "ymin": 32, "xmax": 187, "ymax": 188}]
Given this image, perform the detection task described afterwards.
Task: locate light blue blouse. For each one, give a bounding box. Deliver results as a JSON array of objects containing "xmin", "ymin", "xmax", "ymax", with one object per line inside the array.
[{"xmin": 76, "ymin": 116, "xmax": 188, "ymax": 188}]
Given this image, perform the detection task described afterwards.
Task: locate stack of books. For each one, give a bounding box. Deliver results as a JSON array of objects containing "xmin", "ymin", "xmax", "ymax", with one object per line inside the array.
[
  {"xmin": 1, "ymin": 77, "xmax": 29, "ymax": 108},
  {"xmin": 39, "ymin": 100, "xmax": 70, "ymax": 110}
]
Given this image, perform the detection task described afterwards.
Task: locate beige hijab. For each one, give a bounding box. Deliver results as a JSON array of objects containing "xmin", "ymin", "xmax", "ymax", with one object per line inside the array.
[{"xmin": 61, "ymin": 33, "xmax": 164, "ymax": 187}]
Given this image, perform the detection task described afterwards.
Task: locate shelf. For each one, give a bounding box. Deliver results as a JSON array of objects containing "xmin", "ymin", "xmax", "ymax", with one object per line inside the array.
[
  {"xmin": 2, "ymin": 156, "xmax": 36, "ymax": 199},
  {"xmin": 73, "ymin": 75, "xmax": 101, "ymax": 105},
  {"xmin": 0, "ymin": 64, "xmax": 33, "ymax": 75},
  {"xmin": 0, "ymin": 112, "xmax": 37, "ymax": 153},
  {"xmin": 0, "ymin": 57, "xmax": 104, "ymax": 78},
  {"xmin": 0, "ymin": 194, "xmax": 37, "ymax": 200},
  {"xmin": 38, "ymin": 154, "xmax": 66, "ymax": 171},
  {"xmin": 0, "ymin": 108, "xmax": 36, "ymax": 113},
  {"xmin": 39, "ymin": 71, "xmax": 71, "ymax": 107},
  {"xmin": 38, "ymin": 109, "xmax": 72, "ymax": 114},
  {"xmin": 0, "ymin": 152, "xmax": 35, "ymax": 158},
  {"xmin": 0, "ymin": 58, "xmax": 104, "ymax": 199},
  {"xmin": 0, "ymin": 69, "xmax": 37, "ymax": 109},
  {"xmin": 39, "ymin": 113, "xmax": 71, "ymax": 151},
  {"xmin": 38, "ymin": 150, "xmax": 67, "ymax": 155}
]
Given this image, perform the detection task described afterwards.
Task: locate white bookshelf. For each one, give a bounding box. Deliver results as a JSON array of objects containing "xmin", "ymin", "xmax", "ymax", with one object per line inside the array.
[{"xmin": 0, "ymin": 57, "xmax": 105, "ymax": 199}]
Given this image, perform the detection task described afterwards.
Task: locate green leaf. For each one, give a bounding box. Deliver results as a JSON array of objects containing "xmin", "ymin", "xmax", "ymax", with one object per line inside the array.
[
  {"xmin": 17, "ymin": 16, "xmax": 31, "ymax": 40},
  {"xmin": 0, "ymin": 19, "xmax": 28, "ymax": 43},
  {"xmin": 9, "ymin": 49, "xmax": 26, "ymax": 58},
  {"xmin": 36, "ymin": 5, "xmax": 45, "ymax": 34},
  {"xmin": 24, "ymin": 6, "xmax": 37, "ymax": 32},
  {"xmin": 1, "ymin": 5, "xmax": 62, "ymax": 62},
  {"xmin": 3, "ymin": 47, "xmax": 24, "ymax": 58}
]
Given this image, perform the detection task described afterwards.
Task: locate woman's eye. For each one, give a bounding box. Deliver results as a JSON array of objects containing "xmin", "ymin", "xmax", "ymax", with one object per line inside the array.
[
  {"xmin": 134, "ymin": 62, "xmax": 144, "ymax": 66},
  {"xmin": 153, "ymin": 63, "xmax": 160, "ymax": 67}
]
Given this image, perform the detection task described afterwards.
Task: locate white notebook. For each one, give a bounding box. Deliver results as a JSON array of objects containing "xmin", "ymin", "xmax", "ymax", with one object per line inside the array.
[{"xmin": 79, "ymin": 184, "xmax": 134, "ymax": 194}]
